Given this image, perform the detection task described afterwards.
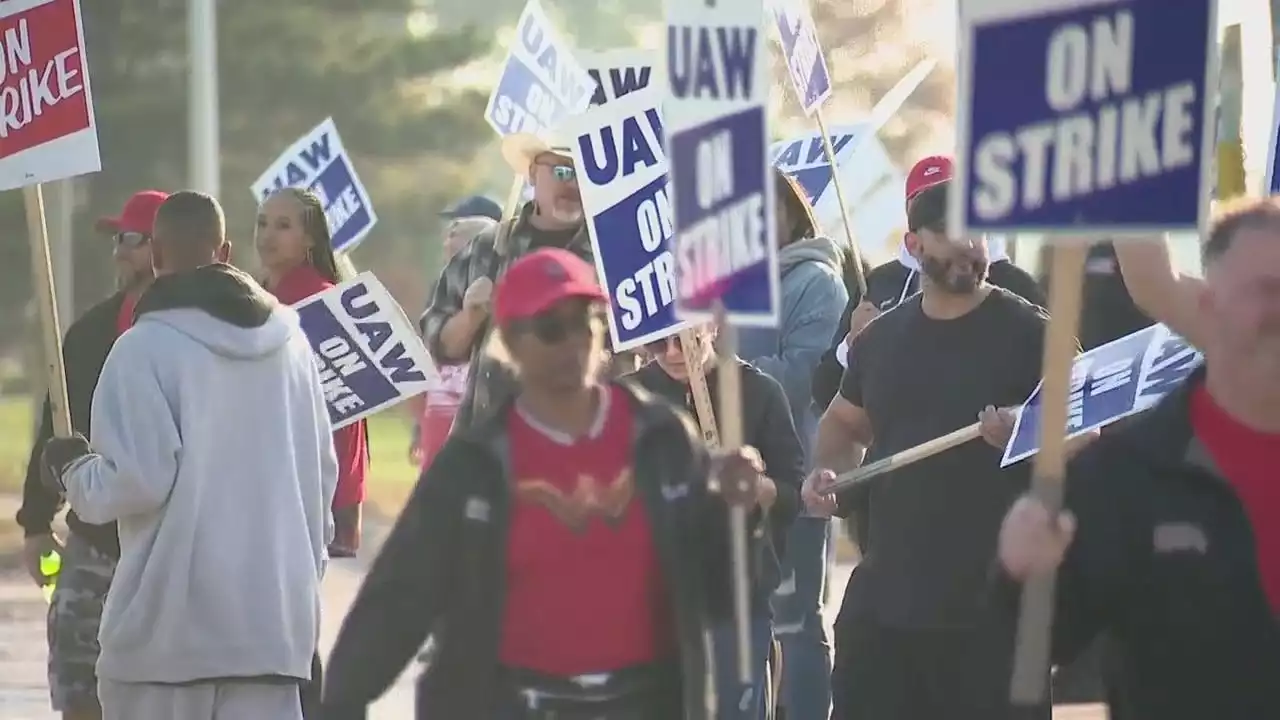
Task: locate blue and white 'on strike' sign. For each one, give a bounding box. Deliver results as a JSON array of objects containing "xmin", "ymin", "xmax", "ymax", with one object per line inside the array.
[
  {"xmin": 768, "ymin": 0, "xmax": 831, "ymax": 115},
  {"xmin": 1264, "ymin": 82, "xmax": 1280, "ymax": 195},
  {"xmin": 665, "ymin": 0, "xmax": 778, "ymax": 327},
  {"xmin": 294, "ymin": 273, "xmax": 438, "ymax": 430},
  {"xmin": 564, "ymin": 87, "xmax": 686, "ymax": 351},
  {"xmin": 580, "ymin": 49, "xmax": 654, "ymax": 108},
  {"xmin": 1001, "ymin": 323, "xmax": 1202, "ymax": 466},
  {"xmin": 251, "ymin": 118, "xmax": 378, "ymax": 254},
  {"xmin": 485, "ymin": 0, "xmax": 594, "ymax": 136},
  {"xmin": 952, "ymin": 0, "xmax": 1218, "ymax": 236}
]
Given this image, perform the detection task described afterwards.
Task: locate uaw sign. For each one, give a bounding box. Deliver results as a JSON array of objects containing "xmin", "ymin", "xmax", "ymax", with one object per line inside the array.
[
  {"xmin": 768, "ymin": 0, "xmax": 831, "ymax": 115},
  {"xmin": 0, "ymin": 0, "xmax": 99, "ymax": 191},
  {"xmin": 485, "ymin": 0, "xmax": 593, "ymax": 136},
  {"xmin": 252, "ymin": 118, "xmax": 378, "ymax": 253},
  {"xmin": 952, "ymin": 0, "xmax": 1218, "ymax": 236},
  {"xmin": 665, "ymin": 0, "xmax": 778, "ymax": 326},
  {"xmin": 565, "ymin": 87, "xmax": 684, "ymax": 351},
  {"xmin": 294, "ymin": 273, "xmax": 438, "ymax": 430},
  {"xmin": 580, "ymin": 49, "xmax": 653, "ymax": 108},
  {"xmin": 1002, "ymin": 323, "xmax": 1202, "ymax": 466},
  {"xmin": 771, "ymin": 125, "xmax": 859, "ymax": 207}
]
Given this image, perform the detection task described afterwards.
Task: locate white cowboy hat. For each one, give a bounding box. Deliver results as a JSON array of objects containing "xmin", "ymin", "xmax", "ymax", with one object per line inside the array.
[{"xmin": 500, "ymin": 129, "xmax": 575, "ymax": 177}]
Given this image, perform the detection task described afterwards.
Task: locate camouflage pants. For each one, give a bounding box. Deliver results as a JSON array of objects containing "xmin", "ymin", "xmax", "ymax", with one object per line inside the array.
[{"xmin": 47, "ymin": 533, "xmax": 116, "ymax": 712}]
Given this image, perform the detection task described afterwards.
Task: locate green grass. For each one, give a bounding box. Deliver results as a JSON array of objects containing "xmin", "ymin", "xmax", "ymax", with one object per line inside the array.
[{"xmin": 0, "ymin": 394, "xmax": 422, "ymax": 517}]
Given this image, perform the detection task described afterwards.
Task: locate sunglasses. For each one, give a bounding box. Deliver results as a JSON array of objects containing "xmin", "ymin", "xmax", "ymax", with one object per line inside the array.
[
  {"xmin": 511, "ymin": 307, "xmax": 603, "ymax": 345},
  {"xmin": 114, "ymin": 231, "xmax": 150, "ymax": 249},
  {"xmin": 535, "ymin": 160, "xmax": 576, "ymax": 183},
  {"xmin": 644, "ymin": 335, "xmax": 684, "ymax": 355}
]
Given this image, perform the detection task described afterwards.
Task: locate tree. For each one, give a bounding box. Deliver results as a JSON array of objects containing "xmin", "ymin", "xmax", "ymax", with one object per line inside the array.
[
  {"xmin": 5, "ymin": 0, "xmax": 494, "ymax": 320},
  {"xmin": 772, "ymin": 0, "xmax": 955, "ymax": 165}
]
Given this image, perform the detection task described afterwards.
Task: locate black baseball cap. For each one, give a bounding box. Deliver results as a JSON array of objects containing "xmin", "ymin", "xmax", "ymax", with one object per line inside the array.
[{"xmin": 441, "ymin": 195, "xmax": 502, "ymax": 222}]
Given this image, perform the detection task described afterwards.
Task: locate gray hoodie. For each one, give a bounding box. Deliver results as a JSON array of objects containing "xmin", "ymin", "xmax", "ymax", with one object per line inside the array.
[
  {"xmin": 61, "ymin": 265, "xmax": 337, "ymax": 684},
  {"xmin": 740, "ymin": 236, "xmax": 849, "ymax": 464}
]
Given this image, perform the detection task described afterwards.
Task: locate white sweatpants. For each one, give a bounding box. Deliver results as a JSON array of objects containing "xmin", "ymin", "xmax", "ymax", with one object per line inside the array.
[{"xmin": 99, "ymin": 679, "xmax": 303, "ymax": 720}]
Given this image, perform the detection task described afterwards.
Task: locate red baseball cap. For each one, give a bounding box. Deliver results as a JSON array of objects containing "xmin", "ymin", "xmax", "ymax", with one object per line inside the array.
[
  {"xmin": 494, "ymin": 247, "xmax": 607, "ymax": 325},
  {"xmin": 905, "ymin": 156, "xmax": 953, "ymax": 207},
  {"xmin": 96, "ymin": 190, "xmax": 169, "ymax": 235}
]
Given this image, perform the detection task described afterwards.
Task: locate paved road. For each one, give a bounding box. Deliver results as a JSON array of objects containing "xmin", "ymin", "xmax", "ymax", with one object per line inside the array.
[{"xmin": 0, "ymin": 557, "xmax": 1106, "ymax": 719}]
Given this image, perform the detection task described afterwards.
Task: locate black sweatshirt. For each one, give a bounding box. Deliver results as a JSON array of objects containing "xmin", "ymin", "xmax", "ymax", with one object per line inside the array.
[{"xmin": 17, "ymin": 293, "xmax": 128, "ymax": 558}]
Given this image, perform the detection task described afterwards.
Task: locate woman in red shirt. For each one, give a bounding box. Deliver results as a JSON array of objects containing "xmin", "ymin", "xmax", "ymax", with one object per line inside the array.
[{"xmin": 256, "ymin": 187, "xmax": 370, "ymax": 558}]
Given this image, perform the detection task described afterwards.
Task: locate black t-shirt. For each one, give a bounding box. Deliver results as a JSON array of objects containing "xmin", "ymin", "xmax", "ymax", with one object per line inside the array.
[{"xmin": 837, "ymin": 288, "xmax": 1051, "ymax": 628}]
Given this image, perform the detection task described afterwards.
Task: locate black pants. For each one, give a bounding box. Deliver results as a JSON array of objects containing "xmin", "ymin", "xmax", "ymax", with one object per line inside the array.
[
  {"xmin": 831, "ymin": 615, "xmax": 1050, "ymax": 720},
  {"xmin": 301, "ymin": 652, "xmax": 322, "ymax": 718}
]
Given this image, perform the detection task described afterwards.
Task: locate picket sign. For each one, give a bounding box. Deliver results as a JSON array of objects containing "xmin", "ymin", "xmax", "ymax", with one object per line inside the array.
[
  {"xmin": 1002, "ymin": 323, "xmax": 1202, "ymax": 466},
  {"xmin": 951, "ymin": 0, "xmax": 1220, "ymax": 704},
  {"xmin": 251, "ymin": 118, "xmax": 378, "ymax": 254},
  {"xmin": 485, "ymin": 0, "xmax": 593, "ymax": 137},
  {"xmin": 1264, "ymin": 56, "xmax": 1280, "ymax": 195},
  {"xmin": 1, "ymin": 0, "xmax": 101, "ymax": 437},
  {"xmin": 665, "ymin": 0, "xmax": 776, "ymax": 682},
  {"xmin": 293, "ymin": 273, "xmax": 438, "ymax": 430}
]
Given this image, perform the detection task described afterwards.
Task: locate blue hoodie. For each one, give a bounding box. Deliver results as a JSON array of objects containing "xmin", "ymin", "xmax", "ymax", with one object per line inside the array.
[{"xmin": 739, "ymin": 236, "xmax": 848, "ymax": 466}]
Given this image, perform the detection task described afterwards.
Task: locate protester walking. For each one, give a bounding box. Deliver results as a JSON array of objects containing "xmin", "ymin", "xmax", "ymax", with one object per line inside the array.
[
  {"xmin": 997, "ymin": 196, "xmax": 1280, "ymax": 720},
  {"xmin": 736, "ymin": 169, "xmax": 847, "ymax": 720},
  {"xmin": 629, "ymin": 325, "xmax": 804, "ymax": 719},
  {"xmin": 420, "ymin": 128, "xmax": 593, "ymax": 432},
  {"xmin": 409, "ymin": 211, "xmax": 498, "ymax": 471},
  {"xmin": 15, "ymin": 190, "xmax": 166, "ymax": 720},
  {"xmin": 323, "ymin": 248, "xmax": 772, "ymax": 720},
  {"xmin": 257, "ymin": 186, "xmax": 370, "ymax": 558},
  {"xmin": 802, "ymin": 176, "xmax": 1089, "ymax": 720},
  {"xmin": 39, "ymin": 192, "xmax": 337, "ymax": 720}
]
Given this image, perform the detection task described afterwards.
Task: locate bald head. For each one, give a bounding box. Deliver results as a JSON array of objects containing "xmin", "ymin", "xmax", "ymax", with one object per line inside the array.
[{"xmin": 152, "ymin": 191, "xmax": 228, "ymax": 274}]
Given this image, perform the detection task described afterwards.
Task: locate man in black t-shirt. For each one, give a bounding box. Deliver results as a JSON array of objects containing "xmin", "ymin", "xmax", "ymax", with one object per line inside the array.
[{"xmin": 803, "ymin": 178, "xmax": 1056, "ymax": 720}]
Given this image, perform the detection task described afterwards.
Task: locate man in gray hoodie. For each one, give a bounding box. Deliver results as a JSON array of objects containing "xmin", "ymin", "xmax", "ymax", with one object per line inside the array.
[{"xmin": 41, "ymin": 192, "xmax": 338, "ymax": 720}]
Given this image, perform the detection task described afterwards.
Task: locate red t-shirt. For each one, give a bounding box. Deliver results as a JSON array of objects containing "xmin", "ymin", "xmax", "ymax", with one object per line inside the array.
[
  {"xmin": 500, "ymin": 384, "xmax": 673, "ymax": 675},
  {"xmin": 268, "ymin": 265, "xmax": 368, "ymax": 508},
  {"xmin": 1191, "ymin": 385, "xmax": 1280, "ymax": 614},
  {"xmin": 117, "ymin": 293, "xmax": 138, "ymax": 335}
]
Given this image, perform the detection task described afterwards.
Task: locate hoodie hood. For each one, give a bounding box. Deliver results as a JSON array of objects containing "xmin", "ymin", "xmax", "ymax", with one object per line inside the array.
[
  {"xmin": 780, "ymin": 235, "xmax": 843, "ymax": 274},
  {"xmin": 134, "ymin": 263, "xmax": 295, "ymax": 360}
]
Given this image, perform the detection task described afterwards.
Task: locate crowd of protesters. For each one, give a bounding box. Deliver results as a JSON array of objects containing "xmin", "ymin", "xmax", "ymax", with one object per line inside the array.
[{"xmin": 14, "ymin": 112, "xmax": 1280, "ymax": 720}]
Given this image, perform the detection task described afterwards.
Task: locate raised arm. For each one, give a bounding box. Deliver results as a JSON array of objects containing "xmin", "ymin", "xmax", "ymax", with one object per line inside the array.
[{"xmin": 1112, "ymin": 237, "xmax": 1208, "ymax": 349}]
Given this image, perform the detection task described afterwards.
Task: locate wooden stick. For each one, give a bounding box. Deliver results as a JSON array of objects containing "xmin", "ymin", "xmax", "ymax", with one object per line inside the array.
[
  {"xmin": 714, "ymin": 312, "xmax": 753, "ymax": 684},
  {"xmin": 681, "ymin": 329, "xmax": 721, "ymax": 449},
  {"xmin": 825, "ymin": 421, "xmax": 982, "ymax": 493},
  {"xmin": 814, "ymin": 108, "xmax": 867, "ymax": 297},
  {"xmin": 24, "ymin": 184, "xmax": 72, "ymax": 437},
  {"xmin": 1010, "ymin": 242, "xmax": 1089, "ymax": 704}
]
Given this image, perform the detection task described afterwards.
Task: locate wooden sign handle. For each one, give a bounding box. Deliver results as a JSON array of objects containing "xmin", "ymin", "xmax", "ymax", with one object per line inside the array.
[
  {"xmin": 714, "ymin": 319, "xmax": 753, "ymax": 685},
  {"xmin": 1010, "ymin": 242, "xmax": 1089, "ymax": 704},
  {"xmin": 25, "ymin": 184, "xmax": 72, "ymax": 438}
]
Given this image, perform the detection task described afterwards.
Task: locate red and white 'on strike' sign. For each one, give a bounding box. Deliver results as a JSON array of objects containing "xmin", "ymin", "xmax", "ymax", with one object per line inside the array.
[{"xmin": 0, "ymin": 0, "xmax": 99, "ymax": 192}]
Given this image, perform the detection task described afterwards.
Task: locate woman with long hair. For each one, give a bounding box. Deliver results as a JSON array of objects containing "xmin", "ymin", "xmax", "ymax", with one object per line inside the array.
[{"xmin": 255, "ymin": 186, "xmax": 369, "ymax": 560}]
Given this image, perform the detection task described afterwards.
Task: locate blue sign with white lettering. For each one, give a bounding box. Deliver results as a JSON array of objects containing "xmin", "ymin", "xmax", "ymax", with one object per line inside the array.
[
  {"xmin": 294, "ymin": 273, "xmax": 439, "ymax": 430},
  {"xmin": 1265, "ymin": 85, "xmax": 1280, "ymax": 195},
  {"xmin": 769, "ymin": 0, "xmax": 832, "ymax": 115},
  {"xmin": 565, "ymin": 88, "xmax": 685, "ymax": 351},
  {"xmin": 1002, "ymin": 323, "xmax": 1202, "ymax": 466},
  {"xmin": 251, "ymin": 118, "xmax": 378, "ymax": 253},
  {"xmin": 484, "ymin": 0, "xmax": 594, "ymax": 136},
  {"xmin": 772, "ymin": 126, "xmax": 862, "ymax": 207},
  {"xmin": 581, "ymin": 49, "xmax": 654, "ymax": 108},
  {"xmin": 953, "ymin": 0, "xmax": 1218, "ymax": 236},
  {"xmin": 665, "ymin": 0, "xmax": 779, "ymax": 327}
]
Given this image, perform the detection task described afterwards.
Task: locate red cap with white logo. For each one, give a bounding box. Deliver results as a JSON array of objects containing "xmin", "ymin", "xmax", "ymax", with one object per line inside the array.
[{"xmin": 904, "ymin": 156, "xmax": 954, "ymax": 208}]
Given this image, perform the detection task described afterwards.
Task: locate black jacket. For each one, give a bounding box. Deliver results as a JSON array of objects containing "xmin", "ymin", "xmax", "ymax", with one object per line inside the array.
[
  {"xmin": 322, "ymin": 382, "xmax": 755, "ymax": 719},
  {"xmin": 626, "ymin": 359, "xmax": 804, "ymax": 567},
  {"xmin": 1020, "ymin": 368, "xmax": 1280, "ymax": 719},
  {"xmin": 16, "ymin": 292, "xmax": 128, "ymax": 558}
]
